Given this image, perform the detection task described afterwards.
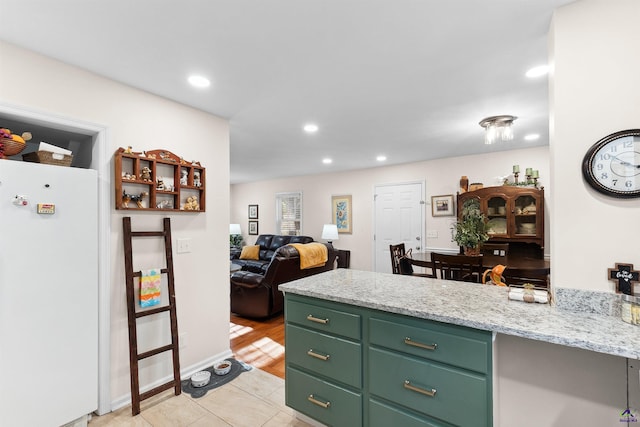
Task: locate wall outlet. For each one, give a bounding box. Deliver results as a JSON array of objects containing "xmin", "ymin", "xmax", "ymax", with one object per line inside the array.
[
  {"xmin": 426, "ymin": 230, "xmax": 438, "ymax": 239},
  {"xmin": 176, "ymin": 238, "xmax": 192, "ymax": 254}
]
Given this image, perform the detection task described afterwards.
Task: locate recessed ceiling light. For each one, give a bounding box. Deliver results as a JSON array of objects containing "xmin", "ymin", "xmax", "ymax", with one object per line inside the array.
[
  {"xmin": 376, "ymin": 155, "xmax": 387, "ymax": 162},
  {"xmin": 322, "ymin": 158, "xmax": 332, "ymax": 164},
  {"xmin": 524, "ymin": 134, "xmax": 540, "ymax": 141},
  {"xmin": 188, "ymin": 75, "xmax": 210, "ymax": 88},
  {"xmin": 525, "ymin": 65, "xmax": 549, "ymax": 78},
  {"xmin": 304, "ymin": 124, "xmax": 319, "ymax": 133}
]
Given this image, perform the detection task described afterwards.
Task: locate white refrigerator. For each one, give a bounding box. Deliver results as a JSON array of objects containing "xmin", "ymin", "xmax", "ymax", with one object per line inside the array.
[{"xmin": 0, "ymin": 160, "xmax": 98, "ymax": 426}]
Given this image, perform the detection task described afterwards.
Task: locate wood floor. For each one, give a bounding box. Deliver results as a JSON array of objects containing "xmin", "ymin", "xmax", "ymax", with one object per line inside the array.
[{"xmin": 230, "ymin": 313, "xmax": 285, "ymax": 379}]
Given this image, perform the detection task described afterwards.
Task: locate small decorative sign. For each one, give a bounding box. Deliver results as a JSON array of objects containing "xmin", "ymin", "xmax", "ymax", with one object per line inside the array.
[
  {"xmin": 607, "ymin": 263, "xmax": 639, "ymax": 295},
  {"xmin": 37, "ymin": 203, "xmax": 55, "ymax": 214}
]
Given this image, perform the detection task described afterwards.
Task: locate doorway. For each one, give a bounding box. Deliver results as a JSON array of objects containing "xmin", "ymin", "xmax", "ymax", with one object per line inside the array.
[{"xmin": 373, "ymin": 181, "xmax": 425, "ymax": 273}]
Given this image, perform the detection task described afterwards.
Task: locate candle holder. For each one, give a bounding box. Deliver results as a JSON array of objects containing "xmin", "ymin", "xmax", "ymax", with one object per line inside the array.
[
  {"xmin": 533, "ymin": 177, "xmax": 539, "ymax": 188},
  {"xmin": 513, "ymin": 172, "xmax": 520, "ymax": 185}
]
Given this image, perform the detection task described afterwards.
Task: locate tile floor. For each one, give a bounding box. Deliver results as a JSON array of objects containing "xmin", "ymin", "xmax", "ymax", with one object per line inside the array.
[{"xmin": 88, "ymin": 368, "xmax": 312, "ymax": 427}]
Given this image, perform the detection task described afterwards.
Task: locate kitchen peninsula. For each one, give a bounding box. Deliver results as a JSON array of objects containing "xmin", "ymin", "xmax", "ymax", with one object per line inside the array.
[{"xmin": 281, "ymin": 269, "xmax": 640, "ymax": 427}]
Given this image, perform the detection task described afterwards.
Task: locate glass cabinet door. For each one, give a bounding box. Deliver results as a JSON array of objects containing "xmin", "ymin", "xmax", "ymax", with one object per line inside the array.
[
  {"xmin": 486, "ymin": 196, "xmax": 508, "ymax": 236},
  {"xmin": 514, "ymin": 195, "xmax": 537, "ymax": 236}
]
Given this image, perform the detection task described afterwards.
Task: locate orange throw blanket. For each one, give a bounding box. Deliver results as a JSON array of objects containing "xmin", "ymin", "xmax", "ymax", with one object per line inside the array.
[{"xmin": 289, "ymin": 243, "xmax": 328, "ymax": 270}]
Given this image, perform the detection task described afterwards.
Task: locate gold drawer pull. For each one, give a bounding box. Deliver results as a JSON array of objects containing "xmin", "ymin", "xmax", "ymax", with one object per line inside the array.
[
  {"xmin": 308, "ymin": 394, "xmax": 331, "ymax": 408},
  {"xmin": 307, "ymin": 349, "xmax": 330, "ymax": 361},
  {"xmin": 404, "ymin": 380, "xmax": 437, "ymax": 397},
  {"xmin": 307, "ymin": 314, "xmax": 329, "ymax": 324},
  {"xmin": 404, "ymin": 337, "xmax": 437, "ymax": 351}
]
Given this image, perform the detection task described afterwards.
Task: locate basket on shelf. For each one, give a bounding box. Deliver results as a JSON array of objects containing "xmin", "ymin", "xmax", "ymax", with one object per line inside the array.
[
  {"xmin": 22, "ymin": 150, "xmax": 73, "ymax": 167},
  {"xmin": 2, "ymin": 137, "xmax": 27, "ymax": 157}
]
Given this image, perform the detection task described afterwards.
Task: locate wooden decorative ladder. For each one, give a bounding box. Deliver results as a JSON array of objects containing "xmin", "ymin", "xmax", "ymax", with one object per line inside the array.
[{"xmin": 122, "ymin": 217, "xmax": 181, "ymax": 415}]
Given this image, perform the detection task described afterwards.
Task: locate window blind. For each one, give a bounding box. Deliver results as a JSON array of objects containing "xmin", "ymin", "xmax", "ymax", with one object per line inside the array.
[{"xmin": 276, "ymin": 192, "xmax": 302, "ymax": 236}]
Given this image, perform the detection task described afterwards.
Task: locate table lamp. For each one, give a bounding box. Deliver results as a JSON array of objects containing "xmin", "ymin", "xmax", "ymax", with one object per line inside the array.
[{"xmin": 321, "ymin": 224, "xmax": 339, "ymax": 246}]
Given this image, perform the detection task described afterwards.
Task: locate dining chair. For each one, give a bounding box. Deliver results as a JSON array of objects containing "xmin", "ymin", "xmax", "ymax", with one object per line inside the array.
[
  {"xmin": 430, "ymin": 252, "xmax": 483, "ymax": 283},
  {"xmin": 389, "ymin": 243, "xmax": 434, "ymax": 277},
  {"xmin": 389, "ymin": 243, "xmax": 406, "ymax": 274},
  {"xmin": 502, "ymin": 267, "xmax": 550, "ymax": 289},
  {"xmin": 481, "ymin": 243, "xmax": 509, "ymax": 258}
]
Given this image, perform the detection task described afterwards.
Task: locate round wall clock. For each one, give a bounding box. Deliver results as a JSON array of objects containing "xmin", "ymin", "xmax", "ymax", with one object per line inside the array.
[{"xmin": 582, "ymin": 129, "xmax": 640, "ymax": 198}]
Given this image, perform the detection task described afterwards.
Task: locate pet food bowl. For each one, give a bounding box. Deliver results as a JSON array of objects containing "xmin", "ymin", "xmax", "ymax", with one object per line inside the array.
[
  {"xmin": 214, "ymin": 360, "xmax": 232, "ymax": 376},
  {"xmin": 191, "ymin": 370, "xmax": 211, "ymax": 387}
]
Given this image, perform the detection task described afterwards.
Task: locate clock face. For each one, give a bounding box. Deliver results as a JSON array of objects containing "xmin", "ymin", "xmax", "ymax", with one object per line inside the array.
[{"xmin": 582, "ymin": 129, "xmax": 640, "ymax": 198}]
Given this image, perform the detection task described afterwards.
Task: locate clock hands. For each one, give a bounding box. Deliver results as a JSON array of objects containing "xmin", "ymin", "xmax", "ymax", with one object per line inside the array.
[{"xmin": 611, "ymin": 154, "xmax": 640, "ymax": 169}]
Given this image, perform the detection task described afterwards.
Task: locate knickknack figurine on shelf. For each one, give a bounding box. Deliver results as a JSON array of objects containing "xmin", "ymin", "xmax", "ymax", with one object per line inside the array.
[
  {"xmin": 453, "ymin": 198, "xmax": 489, "ymax": 256},
  {"xmin": 115, "ymin": 147, "xmax": 205, "ymax": 212}
]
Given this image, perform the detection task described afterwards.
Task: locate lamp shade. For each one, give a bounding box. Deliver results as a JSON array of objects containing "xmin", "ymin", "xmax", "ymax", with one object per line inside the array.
[
  {"xmin": 321, "ymin": 224, "xmax": 339, "ymax": 241},
  {"xmin": 229, "ymin": 224, "xmax": 242, "ymax": 235}
]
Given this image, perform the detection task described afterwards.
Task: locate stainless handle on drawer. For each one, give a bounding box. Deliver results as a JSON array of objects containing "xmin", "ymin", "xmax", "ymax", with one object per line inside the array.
[
  {"xmin": 307, "ymin": 349, "xmax": 330, "ymax": 361},
  {"xmin": 404, "ymin": 380, "xmax": 437, "ymax": 397},
  {"xmin": 308, "ymin": 394, "xmax": 331, "ymax": 408},
  {"xmin": 307, "ymin": 314, "xmax": 329, "ymax": 324},
  {"xmin": 404, "ymin": 337, "xmax": 437, "ymax": 351}
]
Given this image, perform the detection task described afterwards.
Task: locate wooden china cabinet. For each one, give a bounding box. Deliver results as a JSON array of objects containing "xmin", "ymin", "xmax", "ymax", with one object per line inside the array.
[{"xmin": 457, "ymin": 186, "xmax": 544, "ymax": 257}]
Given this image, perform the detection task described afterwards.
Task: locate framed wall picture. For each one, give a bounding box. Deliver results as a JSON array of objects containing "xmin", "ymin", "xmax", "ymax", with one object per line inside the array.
[
  {"xmin": 331, "ymin": 195, "xmax": 352, "ymax": 234},
  {"xmin": 248, "ymin": 204, "xmax": 259, "ymax": 219},
  {"xmin": 431, "ymin": 194, "xmax": 455, "ymax": 217},
  {"xmin": 248, "ymin": 220, "xmax": 259, "ymax": 235}
]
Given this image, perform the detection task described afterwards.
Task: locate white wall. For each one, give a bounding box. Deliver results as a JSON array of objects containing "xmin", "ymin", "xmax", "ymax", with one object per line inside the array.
[
  {"xmin": 231, "ymin": 146, "xmax": 550, "ymax": 271},
  {"xmin": 0, "ymin": 41, "xmax": 231, "ymax": 407},
  {"xmin": 494, "ymin": 2, "xmax": 640, "ymax": 425},
  {"xmin": 550, "ymin": 0, "xmax": 640, "ymax": 293}
]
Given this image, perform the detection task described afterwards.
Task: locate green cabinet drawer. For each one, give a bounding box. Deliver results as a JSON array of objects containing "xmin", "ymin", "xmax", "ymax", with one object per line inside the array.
[
  {"xmin": 286, "ymin": 366, "xmax": 362, "ymax": 427},
  {"xmin": 286, "ymin": 298, "xmax": 361, "ymax": 340},
  {"xmin": 369, "ymin": 316, "xmax": 491, "ymax": 373},
  {"xmin": 286, "ymin": 324, "xmax": 362, "ymax": 388},
  {"xmin": 369, "ymin": 399, "xmax": 446, "ymax": 427},
  {"xmin": 369, "ymin": 347, "xmax": 489, "ymax": 427}
]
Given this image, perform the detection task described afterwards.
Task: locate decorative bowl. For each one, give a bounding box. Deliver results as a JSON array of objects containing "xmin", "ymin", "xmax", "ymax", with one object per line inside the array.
[
  {"xmin": 2, "ymin": 138, "xmax": 26, "ymax": 157},
  {"xmin": 214, "ymin": 360, "xmax": 232, "ymax": 376},
  {"xmin": 191, "ymin": 370, "xmax": 211, "ymax": 387}
]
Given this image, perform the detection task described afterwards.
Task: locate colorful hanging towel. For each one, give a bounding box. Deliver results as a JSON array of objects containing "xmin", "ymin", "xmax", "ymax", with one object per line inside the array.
[{"xmin": 140, "ymin": 268, "xmax": 161, "ymax": 307}]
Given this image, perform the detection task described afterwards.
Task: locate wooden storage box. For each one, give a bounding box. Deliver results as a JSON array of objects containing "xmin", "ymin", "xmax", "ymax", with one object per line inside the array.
[{"xmin": 22, "ymin": 150, "xmax": 73, "ymax": 167}]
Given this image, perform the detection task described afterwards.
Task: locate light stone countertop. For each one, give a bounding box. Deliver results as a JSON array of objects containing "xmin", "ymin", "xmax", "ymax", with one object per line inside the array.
[{"xmin": 280, "ymin": 269, "xmax": 640, "ymax": 360}]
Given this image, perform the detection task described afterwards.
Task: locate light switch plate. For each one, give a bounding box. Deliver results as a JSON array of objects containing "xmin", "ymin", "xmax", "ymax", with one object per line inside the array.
[
  {"xmin": 426, "ymin": 230, "xmax": 438, "ymax": 238},
  {"xmin": 176, "ymin": 238, "xmax": 192, "ymax": 253}
]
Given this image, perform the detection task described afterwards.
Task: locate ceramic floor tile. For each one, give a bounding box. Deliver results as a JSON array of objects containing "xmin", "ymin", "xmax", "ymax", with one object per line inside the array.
[
  {"xmin": 138, "ymin": 394, "xmax": 210, "ymax": 427},
  {"xmin": 262, "ymin": 411, "xmax": 314, "ymax": 427},
  {"xmin": 230, "ymin": 367, "xmax": 283, "ymax": 399},
  {"xmin": 88, "ymin": 407, "xmax": 152, "ymax": 427},
  {"xmin": 264, "ymin": 383, "xmax": 294, "ymax": 415},
  {"xmin": 88, "ymin": 368, "xmax": 290, "ymax": 426},
  {"xmin": 186, "ymin": 412, "xmax": 233, "ymax": 426},
  {"xmin": 196, "ymin": 384, "xmax": 280, "ymax": 426}
]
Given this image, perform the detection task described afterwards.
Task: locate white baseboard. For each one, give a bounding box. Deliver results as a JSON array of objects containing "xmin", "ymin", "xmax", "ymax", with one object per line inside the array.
[{"xmin": 108, "ymin": 348, "xmax": 233, "ymax": 412}]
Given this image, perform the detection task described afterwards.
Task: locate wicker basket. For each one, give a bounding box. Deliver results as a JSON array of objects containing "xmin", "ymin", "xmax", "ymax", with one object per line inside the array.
[
  {"xmin": 2, "ymin": 137, "xmax": 27, "ymax": 156},
  {"xmin": 22, "ymin": 150, "xmax": 73, "ymax": 167}
]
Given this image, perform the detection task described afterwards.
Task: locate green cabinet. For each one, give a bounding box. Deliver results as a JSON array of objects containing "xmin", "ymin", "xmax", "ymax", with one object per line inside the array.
[{"xmin": 285, "ymin": 294, "xmax": 493, "ymax": 426}]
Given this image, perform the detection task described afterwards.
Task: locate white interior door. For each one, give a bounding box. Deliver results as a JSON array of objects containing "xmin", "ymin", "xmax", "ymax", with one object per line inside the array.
[{"xmin": 374, "ymin": 182, "xmax": 424, "ymax": 273}]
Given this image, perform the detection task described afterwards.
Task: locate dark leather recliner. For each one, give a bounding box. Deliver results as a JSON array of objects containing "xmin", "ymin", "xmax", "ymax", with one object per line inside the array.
[{"xmin": 230, "ymin": 237, "xmax": 337, "ymax": 318}]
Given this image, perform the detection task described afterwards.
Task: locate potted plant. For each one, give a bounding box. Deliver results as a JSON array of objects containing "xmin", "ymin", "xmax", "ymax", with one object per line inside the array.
[{"xmin": 452, "ymin": 198, "xmax": 489, "ymax": 256}]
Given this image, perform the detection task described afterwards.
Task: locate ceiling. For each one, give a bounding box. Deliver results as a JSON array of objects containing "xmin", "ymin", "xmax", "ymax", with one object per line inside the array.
[{"xmin": 0, "ymin": 0, "xmax": 574, "ymax": 184}]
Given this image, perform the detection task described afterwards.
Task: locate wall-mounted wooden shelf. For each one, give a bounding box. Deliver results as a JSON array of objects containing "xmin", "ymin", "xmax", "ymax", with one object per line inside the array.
[{"xmin": 114, "ymin": 147, "xmax": 205, "ymax": 212}]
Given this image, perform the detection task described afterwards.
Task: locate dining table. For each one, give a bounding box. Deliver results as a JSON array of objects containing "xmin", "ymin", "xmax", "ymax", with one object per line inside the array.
[{"xmin": 408, "ymin": 251, "xmax": 550, "ymax": 272}]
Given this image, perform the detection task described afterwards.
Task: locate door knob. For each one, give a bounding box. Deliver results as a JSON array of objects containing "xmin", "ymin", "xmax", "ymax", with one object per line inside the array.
[{"xmin": 416, "ymin": 236, "xmax": 421, "ymax": 241}]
